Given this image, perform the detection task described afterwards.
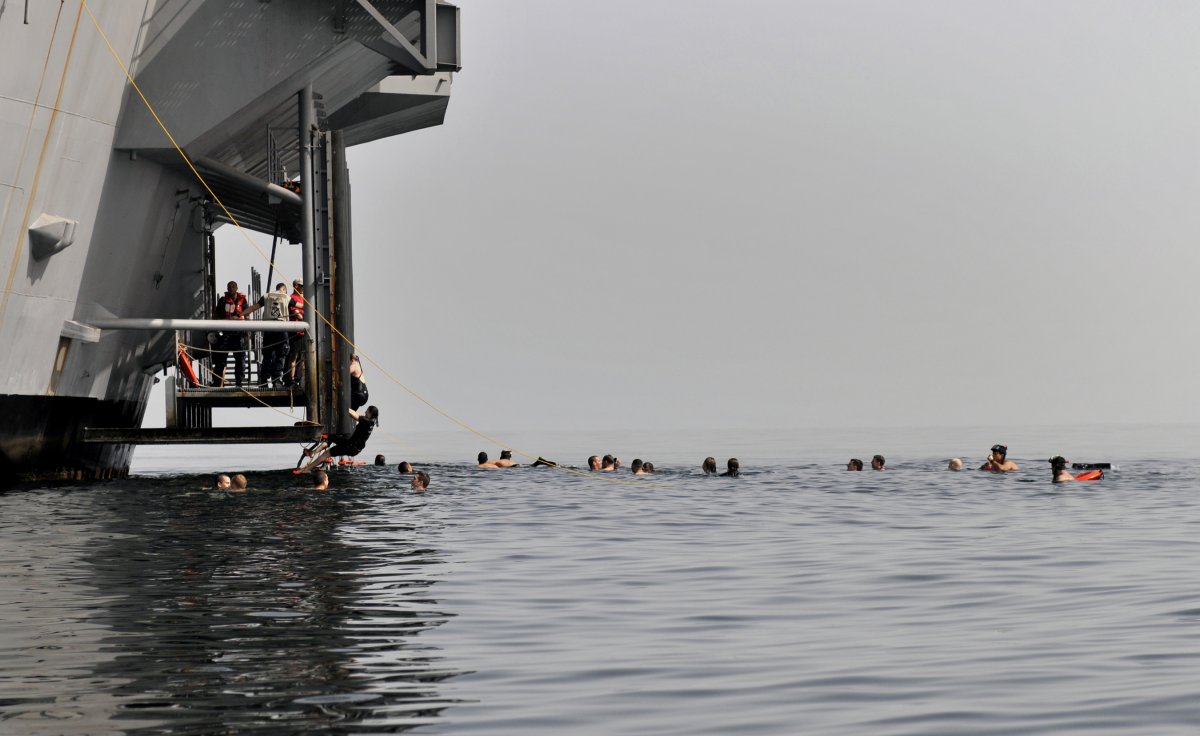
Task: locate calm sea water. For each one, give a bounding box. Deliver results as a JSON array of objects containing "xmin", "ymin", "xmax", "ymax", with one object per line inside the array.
[{"xmin": 3, "ymin": 425, "xmax": 1200, "ymax": 734}]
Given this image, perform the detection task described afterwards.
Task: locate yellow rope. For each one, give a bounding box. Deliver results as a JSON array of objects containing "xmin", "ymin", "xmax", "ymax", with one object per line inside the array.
[
  {"xmin": 82, "ymin": 2, "xmax": 663, "ymax": 488},
  {"xmin": 180, "ymin": 339, "xmax": 416, "ymax": 454}
]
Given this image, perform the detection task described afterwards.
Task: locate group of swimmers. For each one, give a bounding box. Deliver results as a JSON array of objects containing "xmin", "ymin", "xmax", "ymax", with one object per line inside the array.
[
  {"xmin": 467, "ymin": 451, "xmax": 742, "ymax": 477},
  {"xmin": 219, "ymin": 442, "xmax": 1099, "ymax": 494},
  {"xmin": 217, "ymin": 464, "xmax": 430, "ymax": 493},
  {"xmin": 847, "ymin": 444, "xmax": 1103, "ymax": 483}
]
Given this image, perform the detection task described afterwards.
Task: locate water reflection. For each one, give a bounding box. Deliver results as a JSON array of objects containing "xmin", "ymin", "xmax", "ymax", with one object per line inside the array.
[{"xmin": 25, "ymin": 474, "xmax": 459, "ymax": 734}]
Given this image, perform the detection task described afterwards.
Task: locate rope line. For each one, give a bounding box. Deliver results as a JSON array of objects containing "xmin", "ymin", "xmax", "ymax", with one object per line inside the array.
[
  {"xmin": 181, "ymin": 346, "xmax": 417, "ymax": 454},
  {"xmin": 83, "ymin": 2, "xmax": 663, "ymax": 488}
]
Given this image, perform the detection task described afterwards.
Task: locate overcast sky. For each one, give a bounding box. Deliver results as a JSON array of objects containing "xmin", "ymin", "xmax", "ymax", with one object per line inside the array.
[{"xmin": 217, "ymin": 0, "xmax": 1200, "ymax": 436}]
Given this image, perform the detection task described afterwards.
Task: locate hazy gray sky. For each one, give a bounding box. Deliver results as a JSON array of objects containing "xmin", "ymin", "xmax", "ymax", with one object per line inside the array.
[{"xmin": 220, "ymin": 0, "xmax": 1200, "ymax": 435}]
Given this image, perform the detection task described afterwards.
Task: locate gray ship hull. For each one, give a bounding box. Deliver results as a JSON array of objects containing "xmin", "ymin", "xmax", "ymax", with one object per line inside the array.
[{"xmin": 0, "ymin": 1, "xmax": 459, "ymax": 483}]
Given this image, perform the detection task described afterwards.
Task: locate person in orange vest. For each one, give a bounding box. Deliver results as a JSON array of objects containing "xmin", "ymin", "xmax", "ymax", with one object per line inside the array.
[
  {"xmin": 284, "ymin": 279, "xmax": 306, "ymax": 388},
  {"xmin": 212, "ymin": 280, "xmax": 247, "ymax": 387}
]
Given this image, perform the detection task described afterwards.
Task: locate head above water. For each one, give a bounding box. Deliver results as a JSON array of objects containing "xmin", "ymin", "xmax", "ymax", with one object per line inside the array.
[
  {"xmin": 948, "ymin": 458, "xmax": 964, "ymax": 471},
  {"xmin": 412, "ymin": 471, "xmax": 430, "ymax": 491},
  {"xmin": 374, "ymin": 454, "xmax": 386, "ymax": 466},
  {"xmin": 215, "ymin": 474, "xmax": 231, "ymax": 489},
  {"xmin": 397, "ymin": 461, "xmax": 414, "ymax": 473},
  {"xmin": 312, "ymin": 469, "xmax": 329, "ymax": 490},
  {"xmin": 871, "ymin": 455, "xmax": 886, "ymax": 470},
  {"xmin": 588, "ymin": 455, "xmax": 600, "ymax": 470},
  {"xmin": 232, "ymin": 473, "xmax": 248, "ymax": 490},
  {"xmin": 500, "ymin": 450, "xmax": 512, "ymax": 460},
  {"xmin": 847, "ymin": 458, "xmax": 863, "ymax": 471},
  {"xmin": 602, "ymin": 454, "xmax": 614, "ymax": 468},
  {"xmin": 702, "ymin": 457, "xmax": 717, "ymax": 474},
  {"xmin": 1049, "ymin": 456, "xmax": 1068, "ymax": 469},
  {"xmin": 991, "ymin": 444, "xmax": 1008, "ymax": 460},
  {"xmin": 631, "ymin": 458, "xmax": 643, "ymax": 473},
  {"xmin": 727, "ymin": 458, "xmax": 739, "ymax": 472},
  {"xmin": 478, "ymin": 451, "xmax": 489, "ymax": 464}
]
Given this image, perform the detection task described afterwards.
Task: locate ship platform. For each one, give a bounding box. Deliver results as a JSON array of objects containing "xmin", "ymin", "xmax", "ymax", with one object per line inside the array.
[
  {"xmin": 83, "ymin": 425, "xmax": 321, "ymax": 445},
  {"xmin": 174, "ymin": 385, "xmax": 309, "ymax": 409},
  {"xmin": 85, "ymin": 383, "xmax": 320, "ymax": 445}
]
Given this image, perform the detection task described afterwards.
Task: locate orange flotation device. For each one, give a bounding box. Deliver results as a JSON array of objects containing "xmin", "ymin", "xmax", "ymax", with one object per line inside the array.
[
  {"xmin": 177, "ymin": 345, "xmax": 200, "ymax": 387},
  {"xmin": 1074, "ymin": 470, "xmax": 1103, "ymax": 481}
]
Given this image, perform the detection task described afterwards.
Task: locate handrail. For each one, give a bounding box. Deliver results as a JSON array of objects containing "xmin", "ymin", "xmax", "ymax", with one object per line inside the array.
[{"xmin": 88, "ymin": 318, "xmax": 310, "ymax": 332}]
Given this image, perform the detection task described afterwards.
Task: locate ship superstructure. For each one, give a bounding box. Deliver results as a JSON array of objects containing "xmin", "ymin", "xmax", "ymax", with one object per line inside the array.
[{"xmin": 0, "ymin": 1, "xmax": 460, "ymax": 481}]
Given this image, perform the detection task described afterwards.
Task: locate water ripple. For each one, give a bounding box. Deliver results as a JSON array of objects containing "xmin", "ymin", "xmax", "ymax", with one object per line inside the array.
[{"xmin": 0, "ymin": 458, "xmax": 1199, "ymax": 733}]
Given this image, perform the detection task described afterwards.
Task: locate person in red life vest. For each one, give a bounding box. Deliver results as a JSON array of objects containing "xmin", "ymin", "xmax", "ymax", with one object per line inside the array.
[
  {"xmin": 212, "ymin": 280, "xmax": 248, "ymax": 387},
  {"xmin": 284, "ymin": 279, "xmax": 307, "ymax": 388}
]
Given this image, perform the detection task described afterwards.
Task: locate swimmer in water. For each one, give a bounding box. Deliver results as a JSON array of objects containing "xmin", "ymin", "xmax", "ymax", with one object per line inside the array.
[
  {"xmin": 721, "ymin": 458, "xmax": 740, "ymax": 477},
  {"xmin": 397, "ymin": 461, "xmax": 414, "ymax": 474},
  {"xmin": 947, "ymin": 458, "xmax": 963, "ymax": 471},
  {"xmin": 871, "ymin": 455, "xmax": 886, "ymax": 471},
  {"xmin": 215, "ymin": 474, "xmax": 232, "ymax": 490},
  {"xmin": 1050, "ymin": 456, "xmax": 1102, "ymax": 483},
  {"xmin": 642, "ymin": 462, "xmax": 655, "ymax": 474},
  {"xmin": 312, "ymin": 470, "xmax": 329, "ymax": 491},
  {"xmin": 494, "ymin": 450, "xmax": 519, "ymax": 468},
  {"xmin": 702, "ymin": 457, "xmax": 718, "ymax": 475},
  {"xmin": 477, "ymin": 451, "xmax": 500, "ymax": 469},
  {"xmin": 531, "ymin": 457, "xmax": 557, "ymax": 468},
  {"xmin": 587, "ymin": 455, "xmax": 601, "ymax": 471},
  {"xmin": 411, "ymin": 471, "xmax": 430, "ymax": 492},
  {"xmin": 374, "ymin": 454, "xmax": 387, "ymax": 466},
  {"xmin": 231, "ymin": 473, "xmax": 248, "ymax": 492},
  {"xmin": 631, "ymin": 459, "xmax": 644, "ymax": 475},
  {"xmin": 1049, "ymin": 456, "xmax": 1073, "ymax": 482},
  {"xmin": 981, "ymin": 444, "xmax": 1020, "ymax": 472},
  {"xmin": 600, "ymin": 454, "xmax": 616, "ymax": 472},
  {"xmin": 846, "ymin": 459, "xmax": 863, "ymax": 471}
]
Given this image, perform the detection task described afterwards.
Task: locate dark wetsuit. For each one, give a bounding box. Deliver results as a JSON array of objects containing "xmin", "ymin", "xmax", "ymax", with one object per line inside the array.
[
  {"xmin": 329, "ymin": 416, "xmax": 374, "ymax": 458},
  {"xmin": 350, "ymin": 374, "xmax": 368, "ymax": 410}
]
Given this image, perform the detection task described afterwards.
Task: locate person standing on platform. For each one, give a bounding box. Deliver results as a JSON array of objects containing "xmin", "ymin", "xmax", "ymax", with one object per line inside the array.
[
  {"xmin": 245, "ymin": 282, "xmax": 290, "ymax": 387},
  {"xmin": 212, "ymin": 281, "xmax": 247, "ymax": 387},
  {"xmin": 285, "ymin": 280, "xmax": 306, "ymax": 388}
]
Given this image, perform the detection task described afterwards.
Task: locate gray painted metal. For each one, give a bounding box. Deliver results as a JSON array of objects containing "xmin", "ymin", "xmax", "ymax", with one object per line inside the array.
[
  {"xmin": 356, "ymin": 0, "xmax": 434, "ymax": 74},
  {"xmin": 299, "ymin": 86, "xmax": 319, "ymax": 424},
  {"xmin": 83, "ymin": 426, "xmax": 321, "ymax": 445},
  {"xmin": 312, "ymin": 131, "xmax": 335, "ymax": 434},
  {"xmin": 194, "ymin": 157, "xmax": 302, "ymax": 207},
  {"xmin": 332, "ymin": 130, "xmax": 355, "ymax": 435}
]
